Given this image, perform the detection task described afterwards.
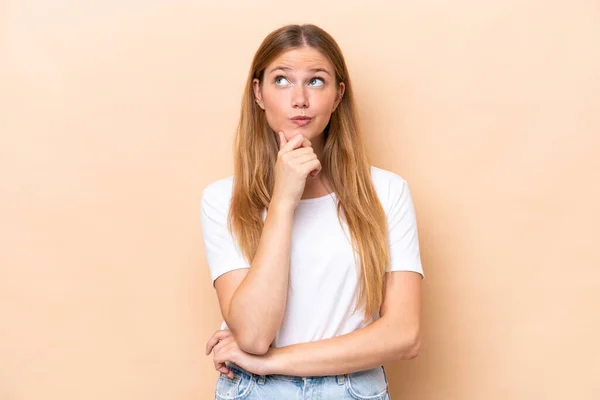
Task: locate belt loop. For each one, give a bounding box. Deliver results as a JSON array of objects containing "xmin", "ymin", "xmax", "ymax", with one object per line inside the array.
[
  {"xmin": 256, "ymin": 374, "xmax": 266, "ymax": 385},
  {"xmin": 337, "ymin": 374, "xmax": 345, "ymax": 385}
]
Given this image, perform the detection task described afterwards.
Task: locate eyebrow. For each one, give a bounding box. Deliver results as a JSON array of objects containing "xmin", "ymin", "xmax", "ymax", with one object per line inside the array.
[{"xmin": 267, "ymin": 66, "xmax": 331, "ymax": 76}]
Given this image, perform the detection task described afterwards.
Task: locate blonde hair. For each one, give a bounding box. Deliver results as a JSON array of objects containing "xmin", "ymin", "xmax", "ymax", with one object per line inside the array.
[{"xmin": 229, "ymin": 24, "xmax": 390, "ymax": 322}]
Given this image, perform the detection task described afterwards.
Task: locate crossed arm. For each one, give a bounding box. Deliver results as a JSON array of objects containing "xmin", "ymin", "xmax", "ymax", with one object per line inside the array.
[
  {"xmin": 208, "ymin": 270, "xmax": 422, "ymax": 377},
  {"xmin": 263, "ymin": 270, "xmax": 422, "ymax": 376}
]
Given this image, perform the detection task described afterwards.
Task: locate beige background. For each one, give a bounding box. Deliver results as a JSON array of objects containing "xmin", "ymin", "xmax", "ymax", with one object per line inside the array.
[{"xmin": 1, "ymin": 1, "xmax": 599, "ymax": 399}]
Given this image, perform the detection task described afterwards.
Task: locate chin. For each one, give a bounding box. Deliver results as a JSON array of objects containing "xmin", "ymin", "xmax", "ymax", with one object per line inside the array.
[
  {"xmin": 293, "ymin": 124, "xmax": 323, "ymax": 134},
  {"xmin": 294, "ymin": 129, "xmax": 319, "ymax": 139}
]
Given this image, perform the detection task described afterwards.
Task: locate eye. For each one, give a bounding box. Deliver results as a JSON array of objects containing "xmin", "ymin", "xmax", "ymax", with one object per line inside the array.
[
  {"xmin": 309, "ymin": 77, "xmax": 325, "ymax": 87},
  {"xmin": 274, "ymin": 75, "xmax": 290, "ymax": 86}
]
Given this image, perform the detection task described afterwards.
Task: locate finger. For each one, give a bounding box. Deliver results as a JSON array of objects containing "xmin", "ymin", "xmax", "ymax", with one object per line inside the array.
[
  {"xmin": 291, "ymin": 132, "xmax": 312, "ymax": 149},
  {"xmin": 305, "ymin": 160, "xmax": 322, "ymax": 177},
  {"xmin": 205, "ymin": 330, "xmax": 232, "ymax": 355},
  {"xmin": 214, "ymin": 352, "xmax": 234, "ymax": 378},
  {"xmin": 293, "ymin": 152, "xmax": 318, "ymax": 165},
  {"xmin": 215, "ymin": 362, "xmax": 231, "ymax": 377},
  {"xmin": 205, "ymin": 335, "xmax": 219, "ymax": 355},
  {"xmin": 219, "ymin": 366, "xmax": 233, "ymax": 378},
  {"xmin": 281, "ymin": 133, "xmax": 309, "ymax": 153},
  {"xmin": 278, "ymin": 131, "xmax": 287, "ymax": 149},
  {"xmin": 285, "ymin": 147, "xmax": 315, "ymax": 160},
  {"xmin": 310, "ymin": 161, "xmax": 322, "ymax": 177},
  {"xmin": 299, "ymin": 136, "xmax": 313, "ymax": 148},
  {"xmin": 214, "ymin": 361, "xmax": 230, "ymax": 375},
  {"xmin": 280, "ymin": 132, "xmax": 303, "ymax": 152},
  {"xmin": 211, "ymin": 335, "xmax": 232, "ymax": 354}
]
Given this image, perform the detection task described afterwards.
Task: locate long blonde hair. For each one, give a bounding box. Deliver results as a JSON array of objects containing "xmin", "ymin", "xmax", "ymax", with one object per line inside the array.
[{"xmin": 229, "ymin": 24, "xmax": 390, "ymax": 322}]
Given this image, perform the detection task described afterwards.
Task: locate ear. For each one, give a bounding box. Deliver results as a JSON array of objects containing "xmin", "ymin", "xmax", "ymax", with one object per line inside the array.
[
  {"xmin": 332, "ymin": 82, "xmax": 345, "ymax": 112},
  {"xmin": 252, "ymin": 78, "xmax": 265, "ymax": 110}
]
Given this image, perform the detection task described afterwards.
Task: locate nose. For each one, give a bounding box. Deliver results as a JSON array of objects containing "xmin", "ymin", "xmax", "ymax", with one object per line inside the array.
[{"xmin": 291, "ymin": 86, "xmax": 309, "ymax": 109}]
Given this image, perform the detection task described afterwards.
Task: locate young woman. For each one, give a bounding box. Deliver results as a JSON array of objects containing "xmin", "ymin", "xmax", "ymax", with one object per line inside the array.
[{"xmin": 201, "ymin": 23, "xmax": 424, "ymax": 400}]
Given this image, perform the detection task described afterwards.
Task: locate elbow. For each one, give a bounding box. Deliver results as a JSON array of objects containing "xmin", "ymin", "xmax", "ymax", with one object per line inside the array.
[
  {"xmin": 397, "ymin": 330, "xmax": 421, "ymax": 360},
  {"xmin": 405, "ymin": 337, "xmax": 421, "ymax": 360},
  {"xmin": 236, "ymin": 334, "xmax": 272, "ymax": 356},
  {"xmin": 225, "ymin": 317, "xmax": 275, "ymax": 355},
  {"xmin": 225, "ymin": 316, "xmax": 278, "ymax": 355}
]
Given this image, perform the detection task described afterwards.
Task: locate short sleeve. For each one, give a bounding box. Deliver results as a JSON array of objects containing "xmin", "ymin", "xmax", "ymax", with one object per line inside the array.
[
  {"xmin": 386, "ymin": 177, "xmax": 424, "ymax": 278},
  {"xmin": 200, "ymin": 183, "xmax": 251, "ymax": 286}
]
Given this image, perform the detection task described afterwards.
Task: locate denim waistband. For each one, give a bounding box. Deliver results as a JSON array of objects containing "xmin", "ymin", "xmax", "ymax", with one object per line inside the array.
[
  {"xmin": 225, "ymin": 361, "xmax": 388, "ymax": 386},
  {"xmin": 218, "ymin": 362, "xmax": 390, "ymax": 400},
  {"xmin": 227, "ymin": 361, "xmax": 347, "ymax": 384}
]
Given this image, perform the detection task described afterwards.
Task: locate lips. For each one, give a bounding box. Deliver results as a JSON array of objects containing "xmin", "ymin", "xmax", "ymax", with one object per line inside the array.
[{"xmin": 291, "ymin": 117, "xmax": 312, "ymax": 127}]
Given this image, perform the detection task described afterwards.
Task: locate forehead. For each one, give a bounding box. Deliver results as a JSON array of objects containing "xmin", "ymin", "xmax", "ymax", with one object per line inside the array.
[{"xmin": 266, "ymin": 47, "xmax": 333, "ymax": 74}]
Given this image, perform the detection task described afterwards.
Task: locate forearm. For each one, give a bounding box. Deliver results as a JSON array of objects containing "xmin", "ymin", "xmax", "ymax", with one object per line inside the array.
[
  {"xmin": 227, "ymin": 202, "xmax": 294, "ymax": 353},
  {"xmin": 265, "ymin": 316, "xmax": 420, "ymax": 376}
]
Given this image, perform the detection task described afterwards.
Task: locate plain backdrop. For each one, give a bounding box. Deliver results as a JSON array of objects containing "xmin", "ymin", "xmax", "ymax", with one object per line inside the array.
[{"xmin": 1, "ymin": 1, "xmax": 599, "ymax": 399}]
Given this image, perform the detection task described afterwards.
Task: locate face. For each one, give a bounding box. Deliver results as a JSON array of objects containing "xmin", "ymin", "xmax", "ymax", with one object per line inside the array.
[{"xmin": 253, "ymin": 46, "xmax": 345, "ymax": 142}]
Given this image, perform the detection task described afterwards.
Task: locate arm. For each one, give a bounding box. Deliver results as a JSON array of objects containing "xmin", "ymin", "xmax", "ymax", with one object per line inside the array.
[
  {"xmin": 215, "ymin": 201, "xmax": 295, "ymax": 355},
  {"xmin": 264, "ymin": 271, "xmax": 422, "ymax": 376}
]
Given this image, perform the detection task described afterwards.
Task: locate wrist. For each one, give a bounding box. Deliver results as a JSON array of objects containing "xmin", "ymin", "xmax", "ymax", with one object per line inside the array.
[
  {"xmin": 263, "ymin": 346, "xmax": 285, "ymax": 375},
  {"xmin": 269, "ymin": 198, "xmax": 296, "ymax": 215}
]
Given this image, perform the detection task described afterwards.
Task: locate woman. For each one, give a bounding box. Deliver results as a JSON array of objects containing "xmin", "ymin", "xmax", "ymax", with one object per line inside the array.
[{"xmin": 201, "ymin": 23, "xmax": 424, "ymax": 400}]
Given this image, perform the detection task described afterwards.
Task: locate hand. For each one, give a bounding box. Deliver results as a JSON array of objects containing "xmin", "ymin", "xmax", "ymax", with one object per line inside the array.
[
  {"xmin": 272, "ymin": 131, "xmax": 322, "ymax": 210},
  {"xmin": 205, "ymin": 329, "xmax": 273, "ymax": 377}
]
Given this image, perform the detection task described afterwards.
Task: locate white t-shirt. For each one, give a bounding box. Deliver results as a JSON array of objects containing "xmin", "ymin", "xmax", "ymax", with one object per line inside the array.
[{"xmin": 200, "ymin": 165, "xmax": 424, "ymax": 348}]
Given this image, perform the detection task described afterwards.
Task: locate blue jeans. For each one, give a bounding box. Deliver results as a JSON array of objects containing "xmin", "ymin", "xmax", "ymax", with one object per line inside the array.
[{"xmin": 214, "ymin": 361, "xmax": 391, "ymax": 399}]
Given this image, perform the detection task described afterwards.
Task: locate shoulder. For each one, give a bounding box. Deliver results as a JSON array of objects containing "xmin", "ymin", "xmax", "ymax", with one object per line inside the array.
[
  {"xmin": 369, "ymin": 165, "xmax": 407, "ymax": 187},
  {"xmin": 369, "ymin": 165, "xmax": 410, "ymax": 210},
  {"xmin": 200, "ymin": 175, "xmax": 234, "ymax": 212}
]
